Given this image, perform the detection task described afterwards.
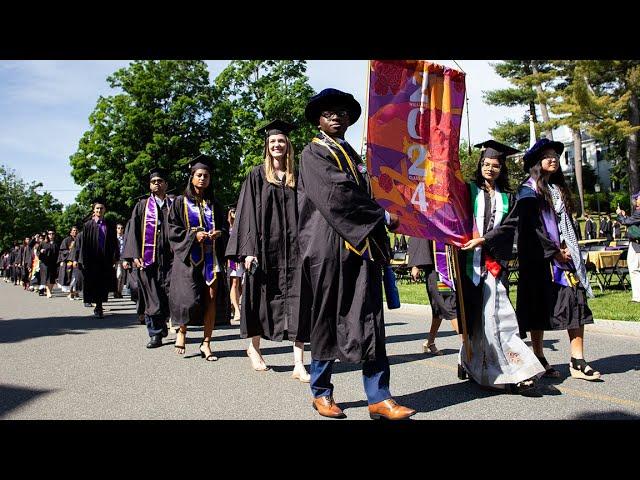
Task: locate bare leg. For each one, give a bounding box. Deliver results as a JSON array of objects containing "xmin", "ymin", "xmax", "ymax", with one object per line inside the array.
[
  {"xmin": 292, "ymin": 341, "xmax": 310, "ymax": 382},
  {"xmin": 423, "ymin": 315, "xmax": 443, "ymax": 354},
  {"xmin": 230, "ymin": 277, "xmax": 241, "ymax": 321},
  {"xmin": 200, "ymin": 279, "xmax": 218, "ymax": 360},
  {"xmin": 247, "ymin": 335, "xmax": 268, "ymax": 371}
]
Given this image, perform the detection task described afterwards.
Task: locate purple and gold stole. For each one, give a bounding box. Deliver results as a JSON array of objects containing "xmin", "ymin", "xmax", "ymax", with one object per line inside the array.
[
  {"xmin": 524, "ymin": 178, "xmax": 573, "ymax": 287},
  {"xmin": 433, "ymin": 241, "xmax": 455, "ymax": 293},
  {"xmin": 141, "ymin": 196, "xmax": 172, "ymax": 267},
  {"xmin": 184, "ymin": 197, "xmax": 216, "ymax": 285}
]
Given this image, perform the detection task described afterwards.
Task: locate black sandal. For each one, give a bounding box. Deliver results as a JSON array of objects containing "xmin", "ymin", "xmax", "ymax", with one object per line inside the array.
[
  {"xmin": 199, "ymin": 342, "xmax": 218, "ymax": 362},
  {"xmin": 457, "ymin": 364, "xmax": 468, "ymax": 380},
  {"xmin": 536, "ymin": 355, "xmax": 561, "ymax": 378},
  {"xmin": 509, "ymin": 378, "xmax": 542, "ymax": 397},
  {"xmin": 569, "ymin": 357, "xmax": 601, "ymax": 381}
]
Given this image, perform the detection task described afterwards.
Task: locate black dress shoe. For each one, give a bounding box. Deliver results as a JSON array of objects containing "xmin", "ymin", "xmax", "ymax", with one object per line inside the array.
[
  {"xmin": 146, "ymin": 334, "xmax": 163, "ymax": 348},
  {"xmin": 93, "ymin": 308, "xmax": 104, "ymax": 319}
]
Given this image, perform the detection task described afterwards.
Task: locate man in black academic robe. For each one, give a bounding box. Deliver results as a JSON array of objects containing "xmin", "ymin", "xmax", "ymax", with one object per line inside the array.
[
  {"xmin": 77, "ymin": 200, "xmax": 119, "ymax": 318},
  {"xmin": 39, "ymin": 230, "xmax": 60, "ymax": 297},
  {"xmin": 123, "ymin": 217, "xmax": 146, "ymax": 324},
  {"xmin": 296, "ymin": 88, "xmax": 415, "ymax": 420},
  {"xmin": 585, "ymin": 214, "xmax": 597, "ymax": 240},
  {"xmin": 122, "ymin": 168, "xmax": 174, "ymax": 348}
]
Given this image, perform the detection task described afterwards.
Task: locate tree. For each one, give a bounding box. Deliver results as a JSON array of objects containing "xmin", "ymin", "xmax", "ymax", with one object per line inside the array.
[
  {"xmin": 0, "ymin": 165, "xmax": 63, "ymax": 251},
  {"xmin": 214, "ymin": 60, "xmax": 317, "ymax": 190},
  {"xmin": 484, "ymin": 61, "xmax": 557, "ymax": 142},
  {"xmin": 70, "ymin": 60, "xmax": 238, "ymax": 218}
]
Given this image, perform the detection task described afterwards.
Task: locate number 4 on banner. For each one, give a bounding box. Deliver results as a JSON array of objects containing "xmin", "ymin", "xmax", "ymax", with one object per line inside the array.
[{"xmin": 411, "ymin": 182, "xmax": 428, "ymax": 213}]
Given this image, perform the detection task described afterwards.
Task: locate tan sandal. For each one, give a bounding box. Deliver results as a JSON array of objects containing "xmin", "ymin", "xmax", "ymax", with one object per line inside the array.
[
  {"xmin": 247, "ymin": 347, "xmax": 269, "ymax": 371},
  {"xmin": 423, "ymin": 341, "xmax": 443, "ymax": 356}
]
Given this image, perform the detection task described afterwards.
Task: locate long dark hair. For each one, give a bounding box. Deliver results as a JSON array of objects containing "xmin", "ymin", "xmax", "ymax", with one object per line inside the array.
[
  {"xmin": 474, "ymin": 154, "xmax": 511, "ymax": 192},
  {"xmin": 529, "ymin": 161, "xmax": 574, "ymax": 214},
  {"xmin": 184, "ymin": 170, "xmax": 215, "ymax": 204}
]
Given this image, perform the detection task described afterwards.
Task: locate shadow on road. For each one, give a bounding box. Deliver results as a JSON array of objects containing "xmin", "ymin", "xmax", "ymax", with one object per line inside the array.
[{"xmin": 0, "ymin": 384, "xmax": 54, "ymax": 418}]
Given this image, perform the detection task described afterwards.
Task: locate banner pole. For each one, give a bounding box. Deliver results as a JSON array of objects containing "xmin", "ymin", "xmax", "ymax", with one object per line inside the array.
[
  {"xmin": 451, "ymin": 245, "xmax": 472, "ymax": 361},
  {"xmin": 360, "ymin": 60, "xmax": 371, "ymax": 159}
]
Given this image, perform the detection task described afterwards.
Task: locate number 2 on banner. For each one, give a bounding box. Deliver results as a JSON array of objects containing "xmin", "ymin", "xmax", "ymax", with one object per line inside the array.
[{"xmin": 411, "ymin": 182, "xmax": 428, "ymax": 213}]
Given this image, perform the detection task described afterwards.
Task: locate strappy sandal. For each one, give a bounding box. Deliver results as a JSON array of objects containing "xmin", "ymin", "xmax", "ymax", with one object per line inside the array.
[
  {"xmin": 423, "ymin": 341, "xmax": 443, "ymax": 356},
  {"xmin": 536, "ymin": 355, "xmax": 561, "ymax": 378},
  {"xmin": 510, "ymin": 378, "xmax": 542, "ymax": 397},
  {"xmin": 174, "ymin": 330, "xmax": 186, "ymax": 355},
  {"xmin": 569, "ymin": 357, "xmax": 601, "ymax": 381},
  {"xmin": 246, "ymin": 347, "xmax": 269, "ymax": 371},
  {"xmin": 199, "ymin": 342, "xmax": 218, "ymax": 362}
]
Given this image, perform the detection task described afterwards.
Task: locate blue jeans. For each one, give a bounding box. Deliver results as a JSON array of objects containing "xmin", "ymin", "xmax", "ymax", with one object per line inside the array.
[
  {"xmin": 145, "ymin": 314, "xmax": 168, "ymax": 337},
  {"xmin": 310, "ymin": 356, "xmax": 392, "ymax": 405}
]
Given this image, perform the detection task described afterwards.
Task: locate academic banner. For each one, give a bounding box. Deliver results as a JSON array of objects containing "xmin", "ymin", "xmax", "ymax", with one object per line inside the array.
[{"xmin": 366, "ymin": 60, "xmax": 471, "ymax": 246}]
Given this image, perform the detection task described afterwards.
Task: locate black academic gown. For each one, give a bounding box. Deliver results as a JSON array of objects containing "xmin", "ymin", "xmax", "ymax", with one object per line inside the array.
[
  {"xmin": 78, "ymin": 218, "xmax": 119, "ymax": 304},
  {"xmin": 296, "ymin": 137, "xmax": 390, "ymax": 363},
  {"xmin": 21, "ymin": 244, "xmax": 32, "ymax": 283},
  {"xmin": 122, "ymin": 196, "xmax": 174, "ymax": 319},
  {"xmin": 56, "ymin": 236, "xmax": 75, "ymax": 286},
  {"xmin": 457, "ymin": 184, "xmax": 516, "ymax": 339},
  {"xmin": 71, "ymin": 233, "xmax": 83, "ymax": 292},
  {"xmin": 39, "ymin": 240, "xmax": 59, "ymax": 284},
  {"xmin": 225, "ymin": 165, "xmax": 300, "ymax": 341},
  {"xmin": 168, "ymin": 195, "xmax": 229, "ymax": 326},
  {"xmin": 508, "ymin": 185, "xmax": 561, "ymax": 336}
]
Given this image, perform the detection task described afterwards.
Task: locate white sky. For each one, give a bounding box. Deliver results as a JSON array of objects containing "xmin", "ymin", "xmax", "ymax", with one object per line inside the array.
[{"xmin": 0, "ymin": 60, "xmax": 522, "ymax": 206}]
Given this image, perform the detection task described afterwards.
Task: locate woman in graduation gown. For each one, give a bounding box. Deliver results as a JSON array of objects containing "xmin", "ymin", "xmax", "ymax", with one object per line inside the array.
[
  {"xmin": 225, "ymin": 119, "xmax": 309, "ymax": 382},
  {"xmin": 460, "ymin": 140, "xmax": 544, "ymax": 395},
  {"xmin": 510, "ymin": 139, "xmax": 600, "ymax": 381},
  {"xmin": 57, "ymin": 226, "xmax": 78, "ymax": 298},
  {"xmin": 168, "ymin": 156, "xmax": 229, "ymax": 361}
]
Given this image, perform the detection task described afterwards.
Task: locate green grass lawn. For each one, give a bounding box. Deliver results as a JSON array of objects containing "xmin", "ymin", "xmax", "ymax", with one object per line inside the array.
[{"xmin": 394, "ymin": 282, "xmax": 640, "ymax": 322}]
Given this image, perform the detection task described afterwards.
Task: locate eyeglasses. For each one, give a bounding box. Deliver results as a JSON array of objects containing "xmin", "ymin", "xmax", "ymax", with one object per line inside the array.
[
  {"xmin": 320, "ymin": 110, "xmax": 349, "ymax": 119},
  {"xmin": 481, "ymin": 163, "xmax": 501, "ymax": 171},
  {"xmin": 150, "ymin": 179, "xmax": 165, "ymax": 184}
]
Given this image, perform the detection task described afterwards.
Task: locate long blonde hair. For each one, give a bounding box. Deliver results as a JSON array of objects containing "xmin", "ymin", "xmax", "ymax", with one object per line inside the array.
[{"xmin": 264, "ymin": 135, "xmax": 296, "ymax": 188}]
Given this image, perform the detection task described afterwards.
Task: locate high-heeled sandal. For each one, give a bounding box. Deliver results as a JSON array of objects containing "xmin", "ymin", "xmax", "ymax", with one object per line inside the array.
[
  {"xmin": 292, "ymin": 363, "xmax": 310, "ymax": 383},
  {"xmin": 536, "ymin": 355, "xmax": 561, "ymax": 378},
  {"xmin": 569, "ymin": 357, "xmax": 601, "ymax": 381},
  {"xmin": 199, "ymin": 342, "xmax": 218, "ymax": 362},
  {"xmin": 423, "ymin": 341, "xmax": 443, "ymax": 356},
  {"xmin": 174, "ymin": 331, "xmax": 186, "ymax": 355},
  {"xmin": 247, "ymin": 348, "xmax": 269, "ymax": 371},
  {"xmin": 457, "ymin": 364, "xmax": 468, "ymax": 380}
]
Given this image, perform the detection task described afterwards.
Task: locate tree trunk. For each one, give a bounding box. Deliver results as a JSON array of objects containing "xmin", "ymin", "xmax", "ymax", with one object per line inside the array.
[
  {"xmin": 627, "ymin": 91, "xmax": 640, "ymax": 204},
  {"xmin": 572, "ymin": 127, "xmax": 586, "ymax": 216},
  {"xmin": 532, "ymin": 61, "xmax": 554, "ymax": 140}
]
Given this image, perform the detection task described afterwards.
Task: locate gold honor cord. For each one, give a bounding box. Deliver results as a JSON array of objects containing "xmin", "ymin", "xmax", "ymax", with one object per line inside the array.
[
  {"xmin": 312, "ymin": 136, "xmax": 372, "ymax": 258},
  {"xmin": 184, "ymin": 198, "xmax": 205, "ymax": 266}
]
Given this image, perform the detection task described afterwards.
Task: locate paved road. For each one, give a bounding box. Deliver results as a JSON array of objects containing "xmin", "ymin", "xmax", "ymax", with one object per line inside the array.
[{"xmin": 1, "ymin": 281, "xmax": 639, "ymax": 420}]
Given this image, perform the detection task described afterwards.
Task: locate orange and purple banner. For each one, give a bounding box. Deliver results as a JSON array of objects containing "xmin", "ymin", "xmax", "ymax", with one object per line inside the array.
[{"xmin": 366, "ymin": 60, "xmax": 471, "ymax": 246}]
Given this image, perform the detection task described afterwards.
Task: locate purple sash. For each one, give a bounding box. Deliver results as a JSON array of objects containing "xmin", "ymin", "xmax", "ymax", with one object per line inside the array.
[
  {"xmin": 142, "ymin": 197, "xmax": 158, "ymax": 267},
  {"xmin": 525, "ymin": 178, "xmax": 572, "ymax": 287},
  {"xmin": 184, "ymin": 197, "xmax": 216, "ymax": 284},
  {"xmin": 434, "ymin": 241, "xmax": 454, "ymax": 290}
]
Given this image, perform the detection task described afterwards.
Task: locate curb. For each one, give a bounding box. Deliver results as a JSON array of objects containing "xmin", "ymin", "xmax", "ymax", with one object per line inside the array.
[
  {"xmin": 588, "ymin": 319, "xmax": 640, "ymax": 338},
  {"xmin": 386, "ymin": 304, "xmax": 640, "ymax": 338}
]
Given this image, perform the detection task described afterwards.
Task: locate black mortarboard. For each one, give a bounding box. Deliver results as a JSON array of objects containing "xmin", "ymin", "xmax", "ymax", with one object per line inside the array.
[
  {"xmin": 474, "ymin": 140, "xmax": 519, "ymax": 160},
  {"xmin": 188, "ymin": 154, "xmax": 214, "ymax": 172},
  {"xmin": 149, "ymin": 167, "xmax": 167, "ymax": 181},
  {"xmin": 257, "ymin": 119, "xmax": 295, "ymax": 137}
]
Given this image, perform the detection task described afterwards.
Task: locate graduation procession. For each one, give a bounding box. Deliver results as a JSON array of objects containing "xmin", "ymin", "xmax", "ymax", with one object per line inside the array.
[{"xmin": 1, "ymin": 59, "xmax": 640, "ymax": 422}]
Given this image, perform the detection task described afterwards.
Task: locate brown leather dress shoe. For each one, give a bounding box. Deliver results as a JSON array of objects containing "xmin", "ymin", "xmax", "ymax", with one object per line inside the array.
[
  {"xmin": 368, "ymin": 398, "xmax": 416, "ymax": 420},
  {"xmin": 312, "ymin": 396, "xmax": 346, "ymax": 419}
]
